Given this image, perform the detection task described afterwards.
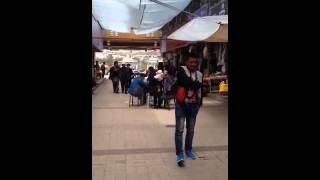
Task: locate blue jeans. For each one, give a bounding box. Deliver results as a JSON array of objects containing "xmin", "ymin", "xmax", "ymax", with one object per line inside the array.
[{"xmin": 175, "ymin": 102, "xmax": 200, "ymax": 155}]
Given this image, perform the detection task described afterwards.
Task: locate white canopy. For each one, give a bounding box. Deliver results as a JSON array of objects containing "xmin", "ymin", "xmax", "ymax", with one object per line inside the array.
[
  {"xmin": 92, "ymin": 0, "xmax": 191, "ymax": 34},
  {"xmin": 168, "ymin": 15, "xmax": 228, "ymax": 42}
]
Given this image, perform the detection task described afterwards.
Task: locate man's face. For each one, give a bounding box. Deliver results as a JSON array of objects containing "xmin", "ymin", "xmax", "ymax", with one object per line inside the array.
[{"xmin": 186, "ymin": 57, "xmax": 198, "ymax": 72}]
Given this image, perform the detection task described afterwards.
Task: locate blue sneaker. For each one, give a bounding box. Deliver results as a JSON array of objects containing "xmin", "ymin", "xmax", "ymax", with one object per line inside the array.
[
  {"xmin": 185, "ymin": 150, "xmax": 196, "ymax": 160},
  {"xmin": 176, "ymin": 152, "xmax": 185, "ymax": 167}
]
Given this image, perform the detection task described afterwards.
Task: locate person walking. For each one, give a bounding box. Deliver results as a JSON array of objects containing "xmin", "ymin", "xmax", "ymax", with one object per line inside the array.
[
  {"xmin": 174, "ymin": 53, "xmax": 203, "ymax": 167},
  {"xmin": 101, "ymin": 62, "xmax": 106, "ymax": 78},
  {"xmin": 119, "ymin": 64, "xmax": 129, "ymax": 94},
  {"xmin": 109, "ymin": 61, "xmax": 120, "ymax": 93}
]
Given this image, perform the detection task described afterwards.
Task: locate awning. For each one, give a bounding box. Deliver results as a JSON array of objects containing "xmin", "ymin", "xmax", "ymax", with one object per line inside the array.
[
  {"xmin": 92, "ymin": 0, "xmax": 191, "ymax": 34},
  {"xmin": 205, "ymin": 24, "xmax": 228, "ymax": 42},
  {"xmin": 168, "ymin": 15, "xmax": 228, "ymax": 42}
]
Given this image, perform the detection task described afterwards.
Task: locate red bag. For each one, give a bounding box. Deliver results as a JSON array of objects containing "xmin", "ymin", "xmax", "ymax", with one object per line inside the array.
[{"xmin": 175, "ymin": 86, "xmax": 186, "ymax": 103}]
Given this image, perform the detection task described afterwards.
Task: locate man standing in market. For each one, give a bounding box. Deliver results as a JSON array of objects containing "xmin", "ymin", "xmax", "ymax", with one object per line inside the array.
[
  {"xmin": 94, "ymin": 61, "xmax": 101, "ymax": 79},
  {"xmin": 109, "ymin": 61, "xmax": 120, "ymax": 93},
  {"xmin": 126, "ymin": 64, "xmax": 133, "ymax": 89},
  {"xmin": 174, "ymin": 52, "xmax": 203, "ymax": 167},
  {"xmin": 119, "ymin": 64, "xmax": 129, "ymax": 94},
  {"xmin": 101, "ymin": 62, "xmax": 106, "ymax": 78}
]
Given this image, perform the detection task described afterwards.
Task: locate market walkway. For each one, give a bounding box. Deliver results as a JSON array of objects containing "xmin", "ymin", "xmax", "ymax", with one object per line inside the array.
[{"xmin": 92, "ymin": 79, "xmax": 228, "ymax": 180}]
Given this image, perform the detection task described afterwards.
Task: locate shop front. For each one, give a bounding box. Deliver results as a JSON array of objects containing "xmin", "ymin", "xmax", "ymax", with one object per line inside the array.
[
  {"xmin": 161, "ymin": 15, "xmax": 228, "ymax": 96},
  {"xmin": 92, "ymin": 15, "xmax": 104, "ymax": 86}
]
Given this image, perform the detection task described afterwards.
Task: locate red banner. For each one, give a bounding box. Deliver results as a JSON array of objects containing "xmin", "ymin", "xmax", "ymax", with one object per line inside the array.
[{"xmin": 166, "ymin": 40, "xmax": 190, "ymax": 52}]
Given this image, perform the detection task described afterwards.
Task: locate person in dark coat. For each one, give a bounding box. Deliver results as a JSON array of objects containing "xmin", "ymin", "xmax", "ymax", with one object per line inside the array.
[
  {"xmin": 119, "ymin": 64, "xmax": 129, "ymax": 94},
  {"xmin": 101, "ymin": 62, "xmax": 106, "ymax": 78},
  {"xmin": 109, "ymin": 61, "xmax": 120, "ymax": 93},
  {"xmin": 147, "ymin": 67, "xmax": 163, "ymax": 108},
  {"xmin": 126, "ymin": 64, "xmax": 134, "ymax": 91}
]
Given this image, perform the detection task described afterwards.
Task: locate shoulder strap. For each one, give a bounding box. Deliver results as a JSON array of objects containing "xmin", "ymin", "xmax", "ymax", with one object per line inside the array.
[
  {"xmin": 181, "ymin": 66, "xmax": 190, "ymax": 78},
  {"xmin": 181, "ymin": 66, "xmax": 199, "ymax": 81}
]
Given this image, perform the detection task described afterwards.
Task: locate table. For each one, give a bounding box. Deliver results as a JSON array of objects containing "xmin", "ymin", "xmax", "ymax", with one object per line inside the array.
[{"xmin": 203, "ymin": 75, "xmax": 228, "ymax": 93}]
